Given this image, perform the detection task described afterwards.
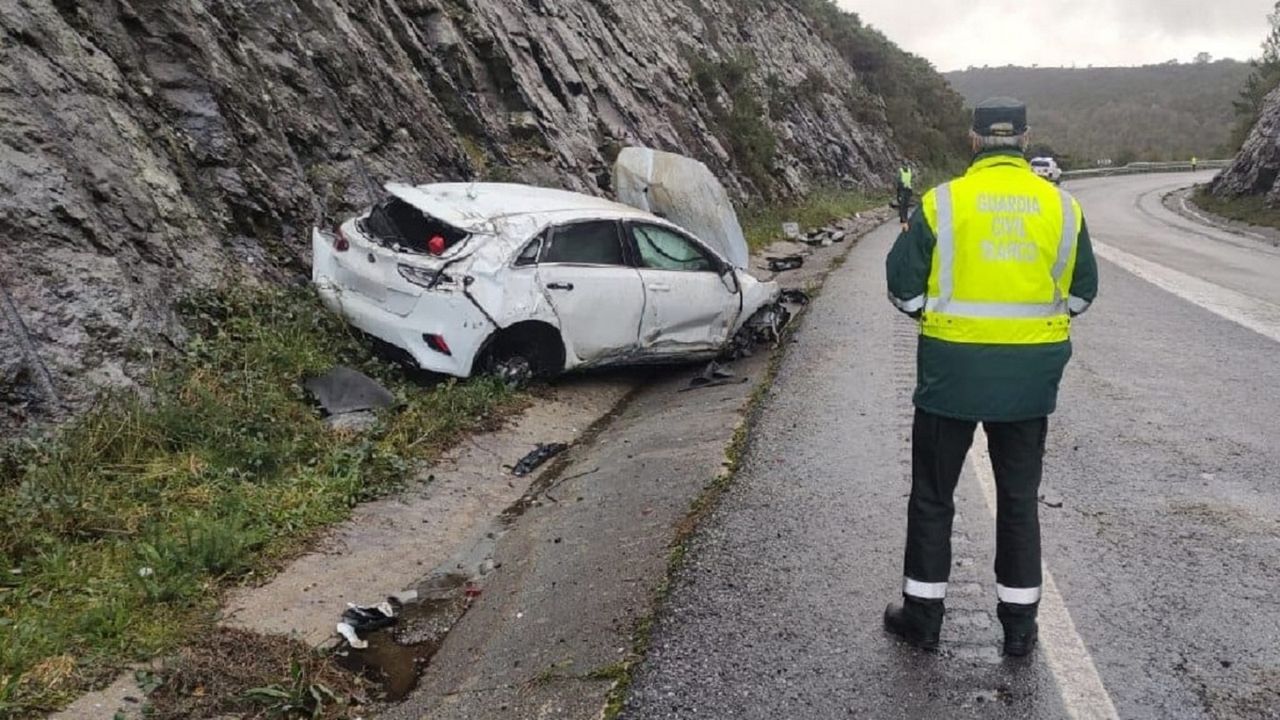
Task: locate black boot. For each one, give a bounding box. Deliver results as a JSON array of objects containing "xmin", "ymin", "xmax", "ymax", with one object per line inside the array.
[
  {"xmin": 998, "ymin": 602, "xmax": 1039, "ymax": 657},
  {"xmin": 883, "ymin": 597, "xmax": 944, "ymax": 651}
]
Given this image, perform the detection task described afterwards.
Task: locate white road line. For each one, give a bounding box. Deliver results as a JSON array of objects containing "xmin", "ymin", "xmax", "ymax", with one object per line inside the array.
[
  {"xmin": 971, "ymin": 429, "xmax": 1120, "ymax": 720},
  {"xmin": 1092, "ymin": 239, "xmax": 1280, "ymax": 344}
]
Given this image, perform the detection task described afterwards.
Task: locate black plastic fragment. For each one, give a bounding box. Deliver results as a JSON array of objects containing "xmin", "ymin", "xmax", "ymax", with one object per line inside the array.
[
  {"xmin": 780, "ymin": 289, "xmax": 811, "ymax": 306},
  {"xmin": 767, "ymin": 255, "xmax": 805, "ymax": 272},
  {"xmin": 304, "ymin": 366, "xmax": 396, "ymax": 416},
  {"xmin": 512, "ymin": 443, "xmax": 569, "ymax": 476}
]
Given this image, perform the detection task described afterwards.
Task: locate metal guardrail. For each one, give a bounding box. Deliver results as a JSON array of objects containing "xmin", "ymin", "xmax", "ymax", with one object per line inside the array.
[{"xmin": 1061, "ymin": 160, "xmax": 1231, "ymax": 181}]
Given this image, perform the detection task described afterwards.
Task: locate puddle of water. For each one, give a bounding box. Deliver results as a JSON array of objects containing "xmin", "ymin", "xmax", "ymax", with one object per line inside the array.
[{"xmin": 335, "ymin": 573, "xmax": 471, "ymax": 701}]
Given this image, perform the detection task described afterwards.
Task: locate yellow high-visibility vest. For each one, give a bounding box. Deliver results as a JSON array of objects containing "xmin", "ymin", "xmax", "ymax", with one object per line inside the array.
[
  {"xmin": 900, "ymin": 168, "xmax": 914, "ymax": 189},
  {"xmin": 919, "ymin": 155, "xmax": 1082, "ymax": 345}
]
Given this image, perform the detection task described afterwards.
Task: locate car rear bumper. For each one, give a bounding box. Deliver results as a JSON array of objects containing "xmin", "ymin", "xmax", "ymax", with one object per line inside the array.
[{"xmin": 312, "ymin": 231, "xmax": 493, "ymax": 377}]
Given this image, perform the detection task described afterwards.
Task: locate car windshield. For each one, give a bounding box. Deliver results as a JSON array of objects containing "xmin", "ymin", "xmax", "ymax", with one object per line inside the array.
[{"xmin": 1031, "ymin": 160, "xmax": 1050, "ymax": 167}]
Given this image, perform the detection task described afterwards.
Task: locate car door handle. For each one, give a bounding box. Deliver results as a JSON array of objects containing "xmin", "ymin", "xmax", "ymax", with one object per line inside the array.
[
  {"xmin": 547, "ymin": 282, "xmax": 574, "ymax": 291},
  {"xmin": 647, "ymin": 283, "xmax": 671, "ymax": 292}
]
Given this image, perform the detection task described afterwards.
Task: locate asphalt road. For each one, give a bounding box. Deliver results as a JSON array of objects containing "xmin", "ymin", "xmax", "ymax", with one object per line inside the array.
[{"xmin": 622, "ymin": 172, "xmax": 1280, "ymax": 719}]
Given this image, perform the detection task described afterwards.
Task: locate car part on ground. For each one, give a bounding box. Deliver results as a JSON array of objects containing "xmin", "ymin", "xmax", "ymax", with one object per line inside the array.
[
  {"xmin": 682, "ymin": 361, "xmax": 749, "ymax": 392},
  {"xmin": 511, "ymin": 443, "xmax": 569, "ymax": 477},
  {"xmin": 780, "ymin": 289, "xmax": 812, "ymax": 306},
  {"xmin": 335, "ymin": 591, "xmax": 418, "ymax": 650},
  {"xmin": 767, "ymin": 255, "xmax": 805, "ymax": 272},
  {"xmin": 304, "ymin": 366, "xmax": 397, "ymax": 416}
]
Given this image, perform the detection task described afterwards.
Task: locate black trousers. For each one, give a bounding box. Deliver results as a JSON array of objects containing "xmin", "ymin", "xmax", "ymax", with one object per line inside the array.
[
  {"xmin": 897, "ymin": 188, "xmax": 913, "ymax": 224},
  {"xmin": 903, "ymin": 408, "xmax": 1047, "ymax": 605}
]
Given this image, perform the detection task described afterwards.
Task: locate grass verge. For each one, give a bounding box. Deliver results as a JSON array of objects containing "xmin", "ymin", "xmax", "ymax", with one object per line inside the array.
[
  {"xmin": 0, "ymin": 286, "xmax": 523, "ymax": 718},
  {"xmin": 740, "ymin": 187, "xmax": 890, "ymax": 252},
  {"xmin": 1191, "ymin": 187, "xmax": 1280, "ymax": 230}
]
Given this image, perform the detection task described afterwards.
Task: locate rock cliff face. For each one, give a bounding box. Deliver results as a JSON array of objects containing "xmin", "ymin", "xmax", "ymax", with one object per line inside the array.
[
  {"xmin": 0, "ymin": 0, "xmax": 921, "ymax": 427},
  {"xmin": 1210, "ymin": 85, "xmax": 1280, "ymax": 203}
]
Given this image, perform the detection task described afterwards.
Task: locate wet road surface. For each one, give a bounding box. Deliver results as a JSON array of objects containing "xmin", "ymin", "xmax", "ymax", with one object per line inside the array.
[{"xmin": 622, "ymin": 172, "xmax": 1280, "ymax": 719}]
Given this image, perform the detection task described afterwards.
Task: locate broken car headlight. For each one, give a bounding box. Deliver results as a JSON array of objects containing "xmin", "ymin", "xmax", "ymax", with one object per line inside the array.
[{"xmin": 397, "ymin": 264, "xmax": 454, "ymax": 289}]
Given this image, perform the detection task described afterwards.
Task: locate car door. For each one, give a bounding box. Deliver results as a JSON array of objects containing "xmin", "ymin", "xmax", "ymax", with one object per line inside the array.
[
  {"xmin": 535, "ymin": 220, "xmax": 646, "ymax": 365},
  {"xmin": 625, "ymin": 221, "xmax": 741, "ymax": 354}
]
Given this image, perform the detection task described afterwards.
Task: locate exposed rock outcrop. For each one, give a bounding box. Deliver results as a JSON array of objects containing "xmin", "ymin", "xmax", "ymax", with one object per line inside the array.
[
  {"xmin": 0, "ymin": 0, "xmax": 933, "ymax": 428},
  {"xmin": 1210, "ymin": 85, "xmax": 1280, "ymax": 204}
]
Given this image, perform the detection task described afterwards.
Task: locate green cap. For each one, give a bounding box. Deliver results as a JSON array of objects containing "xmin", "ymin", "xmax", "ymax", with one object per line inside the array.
[{"xmin": 972, "ymin": 97, "xmax": 1028, "ymax": 137}]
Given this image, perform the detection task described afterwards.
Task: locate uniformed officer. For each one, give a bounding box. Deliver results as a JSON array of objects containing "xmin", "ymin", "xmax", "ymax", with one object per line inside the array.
[
  {"xmin": 896, "ymin": 164, "xmax": 915, "ymax": 229},
  {"xmin": 883, "ymin": 97, "xmax": 1099, "ymax": 656}
]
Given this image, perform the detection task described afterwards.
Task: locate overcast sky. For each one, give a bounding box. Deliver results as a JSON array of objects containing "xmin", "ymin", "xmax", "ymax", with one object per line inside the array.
[{"xmin": 841, "ymin": 0, "xmax": 1277, "ymax": 72}]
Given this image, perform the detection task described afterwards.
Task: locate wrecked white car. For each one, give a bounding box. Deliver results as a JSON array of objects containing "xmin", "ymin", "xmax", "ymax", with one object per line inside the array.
[{"xmin": 312, "ymin": 148, "xmax": 781, "ymax": 382}]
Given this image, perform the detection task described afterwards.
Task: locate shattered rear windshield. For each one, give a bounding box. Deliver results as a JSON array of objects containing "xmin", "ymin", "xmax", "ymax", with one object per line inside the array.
[{"xmin": 359, "ymin": 197, "xmax": 469, "ymax": 254}]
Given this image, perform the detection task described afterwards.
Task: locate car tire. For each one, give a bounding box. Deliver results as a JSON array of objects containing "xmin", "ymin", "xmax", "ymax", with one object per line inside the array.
[{"xmin": 475, "ymin": 322, "xmax": 565, "ymax": 387}]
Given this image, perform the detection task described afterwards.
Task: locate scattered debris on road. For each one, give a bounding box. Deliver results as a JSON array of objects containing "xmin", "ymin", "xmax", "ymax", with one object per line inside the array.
[
  {"xmin": 334, "ymin": 575, "xmax": 474, "ymax": 701},
  {"xmin": 1039, "ymin": 493, "xmax": 1065, "ymax": 509},
  {"xmin": 798, "ymin": 227, "xmax": 848, "ymax": 247},
  {"xmin": 767, "ymin": 255, "xmax": 805, "ymax": 272},
  {"xmin": 336, "ymin": 592, "xmax": 418, "ymax": 650},
  {"xmin": 511, "ymin": 443, "xmax": 569, "ymax": 476},
  {"xmin": 683, "ymin": 361, "xmax": 749, "ymax": 392},
  {"xmin": 780, "ymin": 289, "xmax": 812, "ymax": 306}
]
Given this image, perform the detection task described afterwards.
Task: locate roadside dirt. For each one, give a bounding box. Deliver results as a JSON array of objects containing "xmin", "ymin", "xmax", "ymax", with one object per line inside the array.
[
  {"xmin": 1164, "ymin": 188, "xmax": 1280, "ymax": 247},
  {"xmin": 53, "ymin": 208, "xmax": 895, "ymax": 720}
]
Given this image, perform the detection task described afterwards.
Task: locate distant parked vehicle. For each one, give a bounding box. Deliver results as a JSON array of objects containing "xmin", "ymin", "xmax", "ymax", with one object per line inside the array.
[{"xmin": 1030, "ymin": 157, "xmax": 1063, "ymax": 184}]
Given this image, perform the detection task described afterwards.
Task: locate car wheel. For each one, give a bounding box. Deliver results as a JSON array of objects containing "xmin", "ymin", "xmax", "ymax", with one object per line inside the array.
[
  {"xmin": 476, "ymin": 322, "xmax": 565, "ymax": 388},
  {"xmin": 486, "ymin": 352, "xmax": 534, "ymax": 388}
]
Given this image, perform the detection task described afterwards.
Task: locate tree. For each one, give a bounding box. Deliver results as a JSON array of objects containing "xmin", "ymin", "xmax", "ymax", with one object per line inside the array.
[
  {"xmin": 1195, "ymin": 52, "xmax": 1213, "ymax": 64},
  {"xmin": 1231, "ymin": 2, "xmax": 1280, "ymax": 148}
]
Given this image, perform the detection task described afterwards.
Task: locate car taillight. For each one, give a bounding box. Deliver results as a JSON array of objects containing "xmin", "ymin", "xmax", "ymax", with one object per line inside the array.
[
  {"xmin": 334, "ymin": 229, "xmax": 350, "ymax": 252},
  {"xmin": 398, "ymin": 264, "xmax": 454, "ymax": 289},
  {"xmin": 423, "ymin": 333, "xmax": 452, "ymax": 356}
]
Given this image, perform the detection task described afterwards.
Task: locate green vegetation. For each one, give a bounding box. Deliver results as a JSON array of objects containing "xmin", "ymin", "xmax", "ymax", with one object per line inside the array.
[
  {"xmin": 1231, "ymin": 2, "xmax": 1280, "ymax": 150},
  {"xmin": 1193, "ymin": 187, "xmax": 1280, "ymax": 230},
  {"xmin": 146, "ymin": 627, "xmax": 366, "ymax": 720},
  {"xmin": 0, "ymin": 287, "xmax": 522, "ymax": 718},
  {"xmin": 690, "ymin": 53, "xmax": 779, "ymax": 193},
  {"xmin": 946, "ymin": 61, "xmax": 1254, "ymax": 163},
  {"xmin": 740, "ymin": 188, "xmax": 887, "ymax": 251},
  {"xmin": 739, "ymin": 167, "xmax": 959, "ymax": 251},
  {"xmin": 789, "ymin": 0, "xmax": 970, "ymax": 168},
  {"xmin": 685, "ymin": 2, "xmax": 969, "ymax": 193}
]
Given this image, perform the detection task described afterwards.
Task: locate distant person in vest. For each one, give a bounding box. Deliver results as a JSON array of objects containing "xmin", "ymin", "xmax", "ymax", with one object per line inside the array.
[
  {"xmin": 896, "ymin": 163, "xmax": 914, "ymax": 230},
  {"xmin": 883, "ymin": 97, "xmax": 1099, "ymax": 657}
]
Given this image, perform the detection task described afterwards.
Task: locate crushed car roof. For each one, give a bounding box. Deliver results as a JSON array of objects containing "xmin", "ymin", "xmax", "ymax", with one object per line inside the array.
[{"xmin": 385, "ymin": 182, "xmax": 656, "ymax": 233}]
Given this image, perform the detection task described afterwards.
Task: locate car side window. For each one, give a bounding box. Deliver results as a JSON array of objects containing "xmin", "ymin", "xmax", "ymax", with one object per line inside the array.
[
  {"xmin": 630, "ymin": 224, "xmax": 716, "ymax": 272},
  {"xmin": 543, "ymin": 221, "xmax": 626, "ymax": 265},
  {"xmin": 514, "ymin": 236, "xmax": 542, "ymax": 266}
]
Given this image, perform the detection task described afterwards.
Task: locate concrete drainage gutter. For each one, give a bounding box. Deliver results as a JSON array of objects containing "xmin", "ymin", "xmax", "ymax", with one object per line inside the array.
[{"xmin": 53, "ymin": 208, "xmax": 895, "ymax": 720}]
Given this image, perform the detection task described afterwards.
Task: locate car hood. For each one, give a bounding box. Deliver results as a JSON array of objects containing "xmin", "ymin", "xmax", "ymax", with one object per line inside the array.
[{"xmin": 613, "ymin": 147, "xmax": 751, "ymax": 270}]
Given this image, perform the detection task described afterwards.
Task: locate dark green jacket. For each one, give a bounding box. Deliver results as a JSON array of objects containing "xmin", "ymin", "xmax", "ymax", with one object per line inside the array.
[{"xmin": 885, "ymin": 151, "xmax": 1099, "ymax": 422}]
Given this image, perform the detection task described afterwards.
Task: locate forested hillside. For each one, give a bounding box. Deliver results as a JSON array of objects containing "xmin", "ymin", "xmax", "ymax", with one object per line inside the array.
[{"xmin": 946, "ymin": 62, "xmax": 1253, "ymax": 164}]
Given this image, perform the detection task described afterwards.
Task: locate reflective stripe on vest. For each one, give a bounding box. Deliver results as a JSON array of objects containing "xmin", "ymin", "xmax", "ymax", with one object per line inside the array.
[{"xmin": 923, "ymin": 164, "xmax": 1080, "ymax": 345}]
